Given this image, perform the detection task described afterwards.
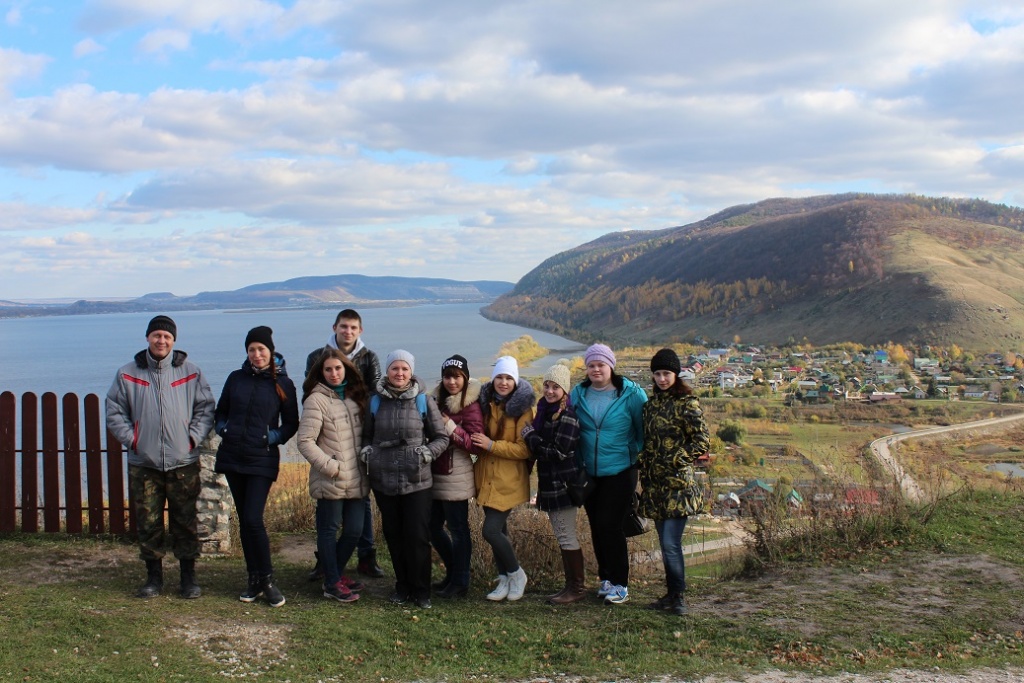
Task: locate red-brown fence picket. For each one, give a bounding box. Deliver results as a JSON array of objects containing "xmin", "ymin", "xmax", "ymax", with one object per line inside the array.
[{"xmin": 0, "ymin": 391, "xmax": 132, "ymax": 535}]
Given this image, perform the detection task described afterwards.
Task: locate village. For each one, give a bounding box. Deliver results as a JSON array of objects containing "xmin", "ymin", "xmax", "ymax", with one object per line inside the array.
[{"xmin": 610, "ymin": 342, "xmax": 1024, "ymax": 523}]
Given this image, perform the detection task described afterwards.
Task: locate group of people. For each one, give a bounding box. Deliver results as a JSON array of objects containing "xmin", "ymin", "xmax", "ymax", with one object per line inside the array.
[{"xmin": 105, "ymin": 309, "xmax": 710, "ymax": 616}]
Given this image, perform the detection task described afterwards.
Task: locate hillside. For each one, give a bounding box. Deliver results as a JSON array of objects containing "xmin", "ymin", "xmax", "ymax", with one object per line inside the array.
[
  {"xmin": 0, "ymin": 274, "xmax": 513, "ymax": 318},
  {"xmin": 483, "ymin": 194, "xmax": 1024, "ymax": 348}
]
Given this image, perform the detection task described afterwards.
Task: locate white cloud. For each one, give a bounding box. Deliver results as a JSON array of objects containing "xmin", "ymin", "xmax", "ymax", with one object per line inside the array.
[
  {"xmin": 0, "ymin": 1, "xmax": 1022, "ymax": 298},
  {"xmin": 0, "ymin": 47, "xmax": 49, "ymax": 91},
  {"xmin": 73, "ymin": 38, "xmax": 106, "ymax": 58},
  {"xmin": 137, "ymin": 28, "xmax": 190, "ymax": 55}
]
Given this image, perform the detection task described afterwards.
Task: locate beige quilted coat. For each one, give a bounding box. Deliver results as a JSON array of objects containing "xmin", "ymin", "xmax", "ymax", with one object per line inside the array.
[{"xmin": 297, "ymin": 383, "xmax": 369, "ymax": 500}]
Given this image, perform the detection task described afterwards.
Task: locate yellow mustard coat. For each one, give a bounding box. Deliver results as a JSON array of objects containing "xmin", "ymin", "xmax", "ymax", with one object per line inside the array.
[{"xmin": 474, "ymin": 378, "xmax": 535, "ymax": 512}]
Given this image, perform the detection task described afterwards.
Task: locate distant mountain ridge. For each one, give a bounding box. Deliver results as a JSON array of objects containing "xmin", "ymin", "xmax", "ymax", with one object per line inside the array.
[
  {"xmin": 483, "ymin": 193, "xmax": 1024, "ymax": 349},
  {"xmin": 0, "ymin": 274, "xmax": 514, "ymax": 318}
]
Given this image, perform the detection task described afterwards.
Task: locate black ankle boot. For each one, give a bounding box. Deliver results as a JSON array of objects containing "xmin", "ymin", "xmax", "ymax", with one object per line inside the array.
[
  {"xmin": 239, "ymin": 572, "xmax": 262, "ymax": 603},
  {"xmin": 137, "ymin": 559, "xmax": 163, "ymax": 599},
  {"xmin": 308, "ymin": 551, "xmax": 324, "ymax": 582},
  {"xmin": 179, "ymin": 558, "xmax": 201, "ymax": 599},
  {"xmin": 260, "ymin": 573, "xmax": 286, "ymax": 607},
  {"xmin": 357, "ymin": 549, "xmax": 385, "ymax": 578}
]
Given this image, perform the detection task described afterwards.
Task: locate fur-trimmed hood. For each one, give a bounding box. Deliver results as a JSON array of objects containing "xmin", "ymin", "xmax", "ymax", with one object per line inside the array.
[
  {"xmin": 479, "ymin": 378, "xmax": 535, "ymax": 420},
  {"xmin": 433, "ymin": 378, "xmax": 482, "ymax": 414}
]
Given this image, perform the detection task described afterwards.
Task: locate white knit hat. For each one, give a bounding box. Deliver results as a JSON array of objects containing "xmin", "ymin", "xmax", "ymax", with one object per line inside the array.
[{"xmin": 492, "ymin": 356, "xmax": 519, "ymax": 384}]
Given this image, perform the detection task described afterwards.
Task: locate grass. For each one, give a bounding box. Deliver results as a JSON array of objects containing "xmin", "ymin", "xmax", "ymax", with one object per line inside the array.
[{"xmin": 3, "ymin": 485, "xmax": 1024, "ymax": 681}]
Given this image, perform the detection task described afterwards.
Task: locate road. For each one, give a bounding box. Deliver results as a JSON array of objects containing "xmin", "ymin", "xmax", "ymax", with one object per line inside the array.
[{"xmin": 869, "ymin": 411, "xmax": 1024, "ymax": 502}]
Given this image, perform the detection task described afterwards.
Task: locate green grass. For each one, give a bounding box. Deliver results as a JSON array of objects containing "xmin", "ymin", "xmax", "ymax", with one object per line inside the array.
[{"xmin": 4, "ymin": 487, "xmax": 1024, "ymax": 681}]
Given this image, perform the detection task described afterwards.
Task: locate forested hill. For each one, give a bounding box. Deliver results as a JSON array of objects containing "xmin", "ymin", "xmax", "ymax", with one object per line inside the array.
[{"xmin": 483, "ymin": 194, "xmax": 1024, "ymax": 348}]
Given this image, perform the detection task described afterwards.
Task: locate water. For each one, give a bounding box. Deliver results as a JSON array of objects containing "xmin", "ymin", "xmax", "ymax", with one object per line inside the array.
[
  {"xmin": 0, "ymin": 303, "xmax": 585, "ymax": 399},
  {"xmin": 987, "ymin": 462, "xmax": 1024, "ymax": 478}
]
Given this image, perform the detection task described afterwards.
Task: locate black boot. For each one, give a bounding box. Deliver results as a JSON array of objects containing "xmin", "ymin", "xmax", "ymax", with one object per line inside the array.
[
  {"xmin": 669, "ymin": 593, "xmax": 688, "ymax": 616},
  {"xmin": 136, "ymin": 559, "xmax": 163, "ymax": 599},
  {"xmin": 239, "ymin": 572, "xmax": 262, "ymax": 603},
  {"xmin": 357, "ymin": 549, "xmax": 385, "ymax": 578},
  {"xmin": 307, "ymin": 551, "xmax": 324, "ymax": 582},
  {"xmin": 179, "ymin": 558, "xmax": 201, "ymax": 599},
  {"xmin": 260, "ymin": 573, "xmax": 286, "ymax": 607}
]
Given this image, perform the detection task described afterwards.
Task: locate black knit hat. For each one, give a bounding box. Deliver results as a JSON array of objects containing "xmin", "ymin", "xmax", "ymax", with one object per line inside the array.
[
  {"xmin": 146, "ymin": 315, "xmax": 177, "ymax": 340},
  {"xmin": 441, "ymin": 354, "xmax": 470, "ymax": 379},
  {"xmin": 650, "ymin": 348, "xmax": 681, "ymax": 375},
  {"xmin": 244, "ymin": 326, "xmax": 275, "ymax": 354}
]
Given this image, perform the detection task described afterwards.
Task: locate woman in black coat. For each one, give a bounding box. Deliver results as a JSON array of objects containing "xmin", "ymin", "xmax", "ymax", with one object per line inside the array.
[{"xmin": 215, "ymin": 326, "xmax": 299, "ymax": 607}]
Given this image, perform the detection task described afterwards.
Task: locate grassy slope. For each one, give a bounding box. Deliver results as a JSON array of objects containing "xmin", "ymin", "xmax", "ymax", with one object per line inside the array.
[{"xmin": 2, "ymin": 489, "xmax": 1024, "ymax": 681}]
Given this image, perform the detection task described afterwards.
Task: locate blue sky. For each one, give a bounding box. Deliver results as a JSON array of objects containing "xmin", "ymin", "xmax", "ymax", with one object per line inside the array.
[{"xmin": 1, "ymin": 0, "xmax": 1023, "ymax": 299}]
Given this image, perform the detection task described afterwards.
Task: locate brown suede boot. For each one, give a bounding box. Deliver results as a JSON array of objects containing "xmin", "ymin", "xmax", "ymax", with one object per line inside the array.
[{"xmin": 548, "ymin": 549, "xmax": 586, "ymax": 605}]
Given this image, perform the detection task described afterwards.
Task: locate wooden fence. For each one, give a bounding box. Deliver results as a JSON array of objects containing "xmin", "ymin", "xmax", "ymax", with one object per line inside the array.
[{"xmin": 0, "ymin": 391, "xmax": 133, "ymax": 535}]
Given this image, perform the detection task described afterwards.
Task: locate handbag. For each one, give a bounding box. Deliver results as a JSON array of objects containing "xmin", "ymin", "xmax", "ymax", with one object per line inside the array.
[
  {"xmin": 622, "ymin": 508, "xmax": 650, "ymax": 537},
  {"xmin": 565, "ymin": 468, "xmax": 594, "ymax": 507},
  {"xmin": 622, "ymin": 490, "xmax": 650, "ymax": 537}
]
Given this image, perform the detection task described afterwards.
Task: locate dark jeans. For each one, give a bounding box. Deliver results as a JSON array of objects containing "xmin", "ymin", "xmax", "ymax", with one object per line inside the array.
[
  {"xmin": 655, "ymin": 516, "xmax": 688, "ymax": 594},
  {"xmin": 429, "ymin": 499, "xmax": 472, "ymax": 586},
  {"xmin": 129, "ymin": 462, "xmax": 201, "ymax": 562},
  {"xmin": 374, "ymin": 488, "xmax": 433, "ymax": 599},
  {"xmin": 316, "ymin": 497, "xmax": 366, "ymax": 586},
  {"xmin": 583, "ymin": 467, "xmax": 635, "ymax": 587},
  {"xmin": 357, "ymin": 495, "xmax": 375, "ymax": 559},
  {"xmin": 225, "ymin": 472, "xmax": 275, "ymax": 576},
  {"xmin": 481, "ymin": 507, "xmax": 520, "ymax": 575}
]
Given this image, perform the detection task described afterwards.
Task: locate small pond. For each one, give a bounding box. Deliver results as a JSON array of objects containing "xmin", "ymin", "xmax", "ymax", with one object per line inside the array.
[{"xmin": 986, "ymin": 462, "xmax": 1024, "ymax": 478}]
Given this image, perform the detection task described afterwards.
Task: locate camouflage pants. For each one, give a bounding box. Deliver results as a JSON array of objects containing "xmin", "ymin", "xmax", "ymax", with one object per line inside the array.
[{"xmin": 129, "ymin": 462, "xmax": 201, "ymax": 562}]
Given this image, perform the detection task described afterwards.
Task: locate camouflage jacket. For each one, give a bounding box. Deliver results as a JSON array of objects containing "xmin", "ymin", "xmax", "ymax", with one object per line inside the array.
[{"xmin": 637, "ymin": 391, "xmax": 710, "ymax": 519}]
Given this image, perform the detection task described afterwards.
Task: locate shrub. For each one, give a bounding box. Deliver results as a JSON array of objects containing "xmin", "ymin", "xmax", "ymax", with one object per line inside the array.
[{"xmin": 717, "ymin": 419, "xmax": 746, "ymax": 444}]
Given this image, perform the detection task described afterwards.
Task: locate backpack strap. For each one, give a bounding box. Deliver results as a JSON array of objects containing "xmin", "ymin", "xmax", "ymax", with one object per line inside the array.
[{"xmin": 370, "ymin": 393, "xmax": 426, "ymax": 418}]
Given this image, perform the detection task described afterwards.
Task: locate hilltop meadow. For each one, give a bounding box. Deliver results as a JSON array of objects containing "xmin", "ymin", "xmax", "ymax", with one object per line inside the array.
[{"xmin": 3, "ymin": 340, "xmax": 1024, "ymax": 682}]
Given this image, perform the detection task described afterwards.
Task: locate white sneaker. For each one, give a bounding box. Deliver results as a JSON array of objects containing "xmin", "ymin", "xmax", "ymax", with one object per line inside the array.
[
  {"xmin": 506, "ymin": 567, "xmax": 528, "ymax": 601},
  {"xmin": 596, "ymin": 579, "xmax": 613, "ymax": 598},
  {"xmin": 486, "ymin": 574, "xmax": 510, "ymax": 601}
]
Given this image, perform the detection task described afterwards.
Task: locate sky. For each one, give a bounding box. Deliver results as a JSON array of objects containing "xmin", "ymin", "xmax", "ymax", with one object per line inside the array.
[{"xmin": 1, "ymin": 1, "xmax": 1023, "ymax": 300}]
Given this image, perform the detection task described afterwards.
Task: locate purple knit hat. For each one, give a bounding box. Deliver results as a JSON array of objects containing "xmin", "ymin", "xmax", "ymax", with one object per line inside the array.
[{"xmin": 584, "ymin": 343, "xmax": 616, "ymax": 368}]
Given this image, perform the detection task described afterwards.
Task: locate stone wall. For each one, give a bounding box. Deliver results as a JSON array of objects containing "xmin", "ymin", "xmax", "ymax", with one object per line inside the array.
[{"xmin": 196, "ymin": 434, "xmax": 233, "ymax": 555}]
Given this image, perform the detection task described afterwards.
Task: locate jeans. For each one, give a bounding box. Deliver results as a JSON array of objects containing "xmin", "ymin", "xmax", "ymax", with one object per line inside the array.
[
  {"xmin": 357, "ymin": 495, "xmax": 375, "ymax": 559},
  {"xmin": 481, "ymin": 507, "xmax": 520, "ymax": 575},
  {"xmin": 583, "ymin": 467, "xmax": 635, "ymax": 587},
  {"xmin": 316, "ymin": 497, "xmax": 366, "ymax": 586},
  {"xmin": 655, "ymin": 516, "xmax": 688, "ymax": 594},
  {"xmin": 225, "ymin": 472, "xmax": 275, "ymax": 576},
  {"xmin": 429, "ymin": 499, "xmax": 472, "ymax": 586},
  {"xmin": 374, "ymin": 488, "xmax": 433, "ymax": 599}
]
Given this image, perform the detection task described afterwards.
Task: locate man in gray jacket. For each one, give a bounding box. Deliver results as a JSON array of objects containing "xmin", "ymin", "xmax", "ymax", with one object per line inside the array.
[{"xmin": 106, "ymin": 315, "xmax": 216, "ymax": 599}]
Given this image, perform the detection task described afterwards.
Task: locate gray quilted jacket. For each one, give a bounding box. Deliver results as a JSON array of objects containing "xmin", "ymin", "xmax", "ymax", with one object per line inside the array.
[
  {"xmin": 363, "ymin": 377, "xmax": 449, "ymax": 495},
  {"xmin": 105, "ymin": 349, "xmax": 216, "ymax": 471}
]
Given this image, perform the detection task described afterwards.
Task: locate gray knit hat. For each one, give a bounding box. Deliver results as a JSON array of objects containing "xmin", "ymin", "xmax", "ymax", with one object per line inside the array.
[{"xmin": 385, "ymin": 349, "xmax": 415, "ymax": 374}]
